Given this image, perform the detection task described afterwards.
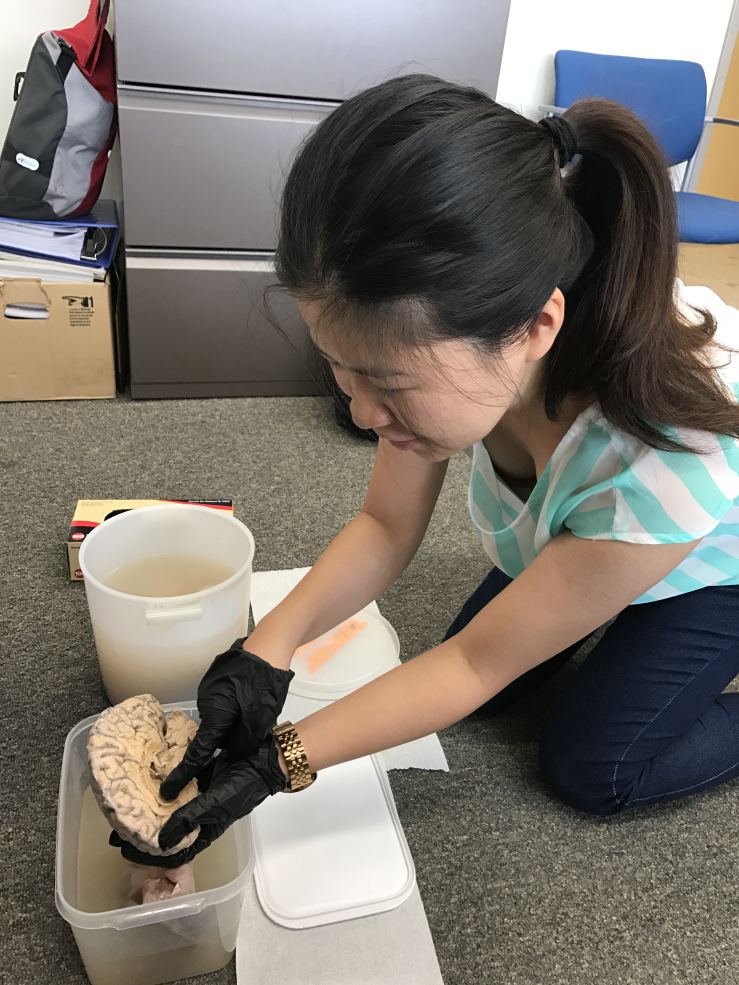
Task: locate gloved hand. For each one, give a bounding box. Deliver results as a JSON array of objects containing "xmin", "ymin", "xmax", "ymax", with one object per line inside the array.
[
  {"xmin": 159, "ymin": 640, "xmax": 294, "ymax": 803},
  {"xmin": 109, "ymin": 827, "xmax": 216, "ymax": 868},
  {"xmin": 109, "ymin": 734, "xmax": 287, "ymax": 868}
]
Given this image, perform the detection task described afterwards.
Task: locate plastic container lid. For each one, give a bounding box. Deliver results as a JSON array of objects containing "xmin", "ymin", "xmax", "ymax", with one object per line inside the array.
[
  {"xmin": 251, "ymin": 754, "xmax": 415, "ymax": 929},
  {"xmin": 289, "ymin": 604, "xmax": 400, "ymax": 700}
]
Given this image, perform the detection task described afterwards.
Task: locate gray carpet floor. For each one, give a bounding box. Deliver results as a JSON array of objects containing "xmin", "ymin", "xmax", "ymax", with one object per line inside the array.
[{"xmin": 1, "ymin": 394, "xmax": 738, "ymax": 985}]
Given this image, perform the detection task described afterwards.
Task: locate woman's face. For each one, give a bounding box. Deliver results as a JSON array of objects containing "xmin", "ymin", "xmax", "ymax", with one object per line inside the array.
[{"xmin": 298, "ymin": 292, "xmax": 565, "ymax": 462}]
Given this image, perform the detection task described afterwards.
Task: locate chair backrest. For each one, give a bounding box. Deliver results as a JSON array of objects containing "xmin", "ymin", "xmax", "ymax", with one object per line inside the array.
[{"xmin": 554, "ymin": 50, "xmax": 707, "ymax": 165}]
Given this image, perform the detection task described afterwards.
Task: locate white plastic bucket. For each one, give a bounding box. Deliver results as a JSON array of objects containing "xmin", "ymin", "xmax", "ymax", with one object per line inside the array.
[
  {"xmin": 79, "ymin": 505, "xmax": 254, "ymax": 704},
  {"xmin": 56, "ymin": 703, "xmax": 255, "ymax": 985}
]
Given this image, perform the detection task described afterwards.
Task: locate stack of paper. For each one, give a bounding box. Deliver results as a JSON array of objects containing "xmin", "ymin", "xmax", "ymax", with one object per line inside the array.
[
  {"xmin": 0, "ymin": 218, "xmax": 88, "ymax": 262},
  {"xmin": 0, "ymin": 251, "xmax": 103, "ymax": 283},
  {"xmin": 0, "ymin": 200, "xmax": 118, "ymax": 284}
]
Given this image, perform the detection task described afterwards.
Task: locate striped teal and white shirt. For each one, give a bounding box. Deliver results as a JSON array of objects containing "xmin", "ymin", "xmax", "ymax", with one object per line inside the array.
[{"xmin": 467, "ymin": 284, "xmax": 739, "ymax": 604}]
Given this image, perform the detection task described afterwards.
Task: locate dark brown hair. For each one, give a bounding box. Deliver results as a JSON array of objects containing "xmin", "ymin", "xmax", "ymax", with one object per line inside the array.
[{"xmin": 276, "ymin": 74, "xmax": 739, "ymax": 451}]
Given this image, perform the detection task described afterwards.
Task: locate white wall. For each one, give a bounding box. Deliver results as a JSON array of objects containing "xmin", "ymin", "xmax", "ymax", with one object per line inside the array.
[
  {"xmin": 496, "ymin": 0, "xmax": 736, "ymax": 120},
  {"xmin": 0, "ymin": 0, "xmax": 121, "ymax": 205},
  {"xmin": 1, "ymin": 2, "xmax": 91, "ymax": 145}
]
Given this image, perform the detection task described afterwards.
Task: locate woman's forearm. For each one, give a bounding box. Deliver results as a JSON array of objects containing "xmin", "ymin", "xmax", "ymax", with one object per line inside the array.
[
  {"xmin": 292, "ymin": 531, "xmax": 705, "ymax": 774},
  {"xmin": 294, "ymin": 637, "xmax": 498, "ymax": 770},
  {"xmin": 246, "ymin": 509, "xmax": 426, "ymax": 669}
]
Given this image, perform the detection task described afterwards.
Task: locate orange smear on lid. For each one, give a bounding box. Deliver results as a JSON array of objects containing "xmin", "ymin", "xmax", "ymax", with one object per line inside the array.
[{"xmin": 293, "ymin": 619, "xmax": 368, "ymax": 674}]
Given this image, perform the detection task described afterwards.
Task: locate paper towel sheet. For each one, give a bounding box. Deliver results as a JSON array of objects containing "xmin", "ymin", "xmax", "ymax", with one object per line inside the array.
[
  {"xmin": 237, "ymin": 879, "xmax": 444, "ymax": 985},
  {"xmin": 250, "ymin": 566, "xmax": 318, "ymax": 624},
  {"xmin": 241, "ymin": 571, "xmax": 446, "ymax": 985},
  {"xmin": 252, "ymin": 569, "xmax": 448, "ymax": 773}
]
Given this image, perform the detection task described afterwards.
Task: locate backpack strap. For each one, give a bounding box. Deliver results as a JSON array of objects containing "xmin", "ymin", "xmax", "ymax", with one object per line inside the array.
[{"xmin": 55, "ymin": 40, "xmax": 77, "ymax": 82}]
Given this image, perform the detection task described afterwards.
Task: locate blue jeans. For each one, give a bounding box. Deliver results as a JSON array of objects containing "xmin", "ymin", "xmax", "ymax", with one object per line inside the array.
[{"xmin": 444, "ymin": 567, "xmax": 739, "ymax": 816}]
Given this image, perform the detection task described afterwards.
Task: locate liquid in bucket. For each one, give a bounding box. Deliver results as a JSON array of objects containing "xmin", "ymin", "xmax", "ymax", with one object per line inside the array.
[
  {"xmin": 97, "ymin": 552, "xmax": 244, "ymax": 704},
  {"xmin": 76, "ymin": 787, "xmax": 238, "ymax": 984},
  {"xmin": 103, "ymin": 553, "xmax": 236, "ymax": 597}
]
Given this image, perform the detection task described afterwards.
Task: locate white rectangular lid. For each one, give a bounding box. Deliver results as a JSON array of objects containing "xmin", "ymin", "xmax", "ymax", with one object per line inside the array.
[{"xmin": 251, "ymin": 754, "xmax": 415, "ymax": 929}]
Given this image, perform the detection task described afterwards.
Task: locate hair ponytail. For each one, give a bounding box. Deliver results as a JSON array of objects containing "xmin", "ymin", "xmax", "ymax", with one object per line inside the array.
[
  {"xmin": 548, "ymin": 98, "xmax": 737, "ymax": 449},
  {"xmin": 276, "ymin": 77, "xmax": 739, "ymax": 450}
]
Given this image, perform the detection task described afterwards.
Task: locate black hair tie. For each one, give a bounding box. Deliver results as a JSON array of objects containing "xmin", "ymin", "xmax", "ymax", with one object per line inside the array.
[{"xmin": 539, "ymin": 115, "xmax": 578, "ymax": 166}]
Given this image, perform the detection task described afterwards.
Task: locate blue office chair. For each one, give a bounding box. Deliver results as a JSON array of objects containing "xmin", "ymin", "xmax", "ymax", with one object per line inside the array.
[{"xmin": 540, "ymin": 49, "xmax": 739, "ymax": 244}]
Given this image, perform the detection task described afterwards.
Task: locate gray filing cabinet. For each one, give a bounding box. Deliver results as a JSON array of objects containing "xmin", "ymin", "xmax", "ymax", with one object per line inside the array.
[{"xmin": 115, "ymin": 0, "xmax": 511, "ymax": 398}]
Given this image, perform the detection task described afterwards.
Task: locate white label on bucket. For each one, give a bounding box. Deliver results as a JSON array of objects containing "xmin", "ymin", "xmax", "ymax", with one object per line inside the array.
[{"xmin": 16, "ymin": 152, "xmax": 39, "ymax": 171}]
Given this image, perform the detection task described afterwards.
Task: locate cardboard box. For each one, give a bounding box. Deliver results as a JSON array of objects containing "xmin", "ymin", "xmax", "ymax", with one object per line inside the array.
[
  {"xmin": 0, "ymin": 276, "xmax": 115, "ymax": 401},
  {"xmin": 678, "ymin": 243, "xmax": 739, "ymax": 310},
  {"xmin": 67, "ymin": 499, "xmax": 234, "ymax": 580}
]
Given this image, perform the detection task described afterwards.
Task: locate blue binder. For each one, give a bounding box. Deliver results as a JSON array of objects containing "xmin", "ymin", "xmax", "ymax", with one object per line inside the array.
[{"xmin": 0, "ymin": 199, "xmax": 119, "ymax": 269}]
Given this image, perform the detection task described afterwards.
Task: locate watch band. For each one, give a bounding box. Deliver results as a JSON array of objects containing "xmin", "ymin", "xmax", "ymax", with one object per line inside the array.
[{"xmin": 271, "ymin": 721, "xmax": 317, "ymax": 793}]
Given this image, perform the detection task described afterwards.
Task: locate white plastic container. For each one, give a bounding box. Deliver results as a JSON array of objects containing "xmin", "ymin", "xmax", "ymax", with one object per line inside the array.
[
  {"xmin": 56, "ymin": 703, "xmax": 254, "ymax": 985},
  {"xmin": 79, "ymin": 505, "xmax": 255, "ymax": 704}
]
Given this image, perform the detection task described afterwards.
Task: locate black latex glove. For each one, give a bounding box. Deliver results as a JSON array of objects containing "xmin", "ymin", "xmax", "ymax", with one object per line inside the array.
[
  {"xmin": 109, "ymin": 735, "xmax": 287, "ymax": 868},
  {"xmin": 159, "ymin": 733, "xmax": 287, "ymax": 854},
  {"xmin": 109, "ymin": 827, "xmax": 216, "ymax": 868},
  {"xmin": 159, "ymin": 640, "xmax": 293, "ymax": 803},
  {"xmin": 108, "ymin": 756, "xmax": 221, "ymax": 868}
]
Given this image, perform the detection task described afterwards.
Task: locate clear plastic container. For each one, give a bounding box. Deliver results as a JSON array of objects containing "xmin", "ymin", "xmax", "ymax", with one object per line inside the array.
[
  {"xmin": 56, "ymin": 703, "xmax": 254, "ymax": 985},
  {"xmin": 79, "ymin": 505, "xmax": 255, "ymax": 704}
]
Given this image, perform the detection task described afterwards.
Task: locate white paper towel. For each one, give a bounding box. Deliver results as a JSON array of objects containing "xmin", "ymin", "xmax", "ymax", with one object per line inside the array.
[
  {"xmin": 251, "ymin": 568, "xmax": 448, "ymax": 773},
  {"xmin": 238, "ymin": 569, "xmax": 447, "ymax": 985},
  {"xmin": 237, "ymin": 879, "xmax": 444, "ymax": 985},
  {"xmin": 250, "ymin": 566, "xmax": 319, "ymax": 624}
]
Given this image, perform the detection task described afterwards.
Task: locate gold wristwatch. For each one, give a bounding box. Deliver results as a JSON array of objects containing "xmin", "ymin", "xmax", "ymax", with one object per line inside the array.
[{"xmin": 271, "ymin": 721, "xmax": 317, "ymax": 793}]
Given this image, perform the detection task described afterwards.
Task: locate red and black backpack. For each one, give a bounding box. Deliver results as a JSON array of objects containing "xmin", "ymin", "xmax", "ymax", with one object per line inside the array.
[{"xmin": 0, "ymin": 0, "xmax": 117, "ymax": 220}]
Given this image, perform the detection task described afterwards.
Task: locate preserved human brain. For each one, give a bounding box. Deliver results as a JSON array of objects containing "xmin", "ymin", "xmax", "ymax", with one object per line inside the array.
[{"xmin": 87, "ymin": 694, "xmax": 200, "ymax": 856}]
